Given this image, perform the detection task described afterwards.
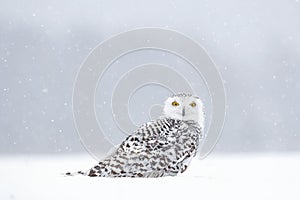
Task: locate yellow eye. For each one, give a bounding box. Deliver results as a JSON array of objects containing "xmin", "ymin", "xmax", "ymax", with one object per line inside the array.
[
  {"xmin": 190, "ymin": 102, "xmax": 197, "ymax": 107},
  {"xmin": 172, "ymin": 101, "xmax": 179, "ymax": 106}
]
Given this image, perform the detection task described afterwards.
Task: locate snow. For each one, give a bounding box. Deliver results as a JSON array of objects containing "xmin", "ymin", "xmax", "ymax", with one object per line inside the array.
[
  {"xmin": 0, "ymin": 153, "xmax": 299, "ymax": 200},
  {"xmin": 41, "ymin": 88, "xmax": 48, "ymax": 93}
]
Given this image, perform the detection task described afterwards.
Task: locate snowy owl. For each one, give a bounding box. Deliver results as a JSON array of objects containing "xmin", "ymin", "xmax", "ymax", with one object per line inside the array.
[{"xmin": 66, "ymin": 93, "xmax": 204, "ymax": 177}]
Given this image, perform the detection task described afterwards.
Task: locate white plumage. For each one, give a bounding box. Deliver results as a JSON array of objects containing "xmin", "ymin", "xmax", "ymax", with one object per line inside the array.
[{"xmin": 66, "ymin": 93, "xmax": 204, "ymax": 177}]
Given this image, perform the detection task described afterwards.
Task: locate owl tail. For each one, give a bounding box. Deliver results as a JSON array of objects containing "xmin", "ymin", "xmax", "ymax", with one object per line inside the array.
[
  {"xmin": 64, "ymin": 170, "xmax": 88, "ymax": 176},
  {"xmin": 64, "ymin": 163, "xmax": 107, "ymax": 177},
  {"xmin": 64, "ymin": 155, "xmax": 120, "ymax": 177}
]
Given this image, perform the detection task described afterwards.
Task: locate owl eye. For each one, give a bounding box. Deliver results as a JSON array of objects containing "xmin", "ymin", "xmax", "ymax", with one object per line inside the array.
[
  {"xmin": 171, "ymin": 101, "xmax": 179, "ymax": 106},
  {"xmin": 190, "ymin": 102, "xmax": 197, "ymax": 107}
]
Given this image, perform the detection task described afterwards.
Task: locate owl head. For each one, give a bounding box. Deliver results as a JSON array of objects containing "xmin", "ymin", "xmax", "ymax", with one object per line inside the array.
[{"xmin": 162, "ymin": 93, "xmax": 205, "ymax": 127}]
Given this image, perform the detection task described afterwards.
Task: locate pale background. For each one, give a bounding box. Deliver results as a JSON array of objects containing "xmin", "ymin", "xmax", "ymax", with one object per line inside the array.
[{"xmin": 1, "ymin": 0, "xmax": 299, "ymax": 154}]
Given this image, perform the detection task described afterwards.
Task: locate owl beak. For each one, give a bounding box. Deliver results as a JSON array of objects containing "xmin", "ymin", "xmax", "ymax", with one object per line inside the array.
[{"xmin": 182, "ymin": 107, "xmax": 186, "ymax": 117}]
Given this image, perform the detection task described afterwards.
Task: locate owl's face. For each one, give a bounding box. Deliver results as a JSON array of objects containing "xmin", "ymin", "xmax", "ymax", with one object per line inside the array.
[{"xmin": 162, "ymin": 94, "xmax": 204, "ymax": 127}]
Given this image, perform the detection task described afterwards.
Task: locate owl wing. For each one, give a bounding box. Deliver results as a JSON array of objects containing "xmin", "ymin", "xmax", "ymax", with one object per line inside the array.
[
  {"xmin": 115, "ymin": 119, "xmax": 199, "ymax": 175},
  {"xmin": 88, "ymin": 119, "xmax": 200, "ymax": 177},
  {"xmin": 117, "ymin": 118, "xmax": 177, "ymax": 155}
]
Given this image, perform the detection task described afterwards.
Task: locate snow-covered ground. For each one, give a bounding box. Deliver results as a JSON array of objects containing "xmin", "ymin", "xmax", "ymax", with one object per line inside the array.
[{"xmin": 1, "ymin": 153, "xmax": 299, "ymax": 200}]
